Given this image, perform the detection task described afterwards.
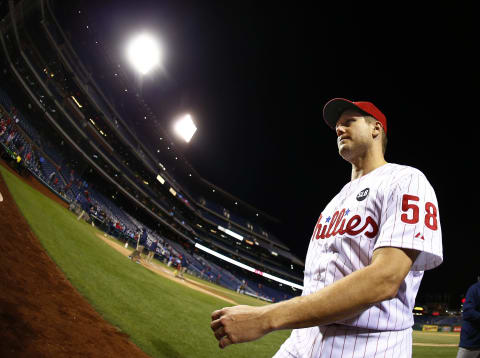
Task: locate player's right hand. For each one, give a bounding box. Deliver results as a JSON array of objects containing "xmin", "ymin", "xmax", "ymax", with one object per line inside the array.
[{"xmin": 210, "ymin": 305, "xmax": 272, "ymax": 348}]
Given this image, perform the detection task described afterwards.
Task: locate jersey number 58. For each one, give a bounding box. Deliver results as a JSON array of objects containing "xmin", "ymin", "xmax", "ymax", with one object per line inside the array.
[{"xmin": 400, "ymin": 194, "xmax": 438, "ymax": 231}]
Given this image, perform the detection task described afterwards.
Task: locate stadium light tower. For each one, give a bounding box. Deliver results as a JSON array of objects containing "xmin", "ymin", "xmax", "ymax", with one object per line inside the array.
[
  {"xmin": 173, "ymin": 114, "xmax": 197, "ymax": 143},
  {"xmin": 126, "ymin": 33, "xmax": 162, "ymax": 75}
]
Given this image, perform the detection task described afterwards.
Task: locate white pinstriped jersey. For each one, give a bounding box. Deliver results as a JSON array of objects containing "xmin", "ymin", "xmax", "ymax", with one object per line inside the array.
[{"xmin": 274, "ymin": 163, "xmax": 443, "ymax": 358}]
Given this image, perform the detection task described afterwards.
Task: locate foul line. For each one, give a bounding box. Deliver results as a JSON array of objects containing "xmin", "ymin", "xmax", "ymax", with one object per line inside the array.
[{"xmin": 413, "ymin": 343, "xmax": 458, "ymax": 347}]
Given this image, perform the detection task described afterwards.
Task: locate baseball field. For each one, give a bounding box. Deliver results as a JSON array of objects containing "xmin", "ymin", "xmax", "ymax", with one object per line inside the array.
[{"xmin": 0, "ymin": 162, "xmax": 460, "ymax": 357}]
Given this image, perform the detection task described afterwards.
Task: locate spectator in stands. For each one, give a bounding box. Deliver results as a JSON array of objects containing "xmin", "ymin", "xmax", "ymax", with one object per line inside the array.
[
  {"xmin": 6, "ymin": 130, "xmax": 16, "ymax": 145},
  {"xmin": 159, "ymin": 246, "xmax": 167, "ymax": 263},
  {"xmin": 24, "ymin": 151, "xmax": 32, "ymax": 163},
  {"xmin": 457, "ymin": 276, "xmax": 480, "ymax": 358},
  {"xmin": 64, "ymin": 180, "xmax": 72, "ymax": 193},
  {"xmin": 146, "ymin": 239, "xmax": 159, "ymax": 264},
  {"xmin": 0, "ymin": 121, "xmax": 6, "ymax": 136},
  {"xmin": 48, "ymin": 170, "xmax": 56, "ymax": 184},
  {"xmin": 129, "ymin": 227, "xmax": 148, "ymax": 263},
  {"xmin": 105, "ymin": 217, "xmax": 114, "ymax": 236},
  {"xmin": 13, "ymin": 136, "xmax": 23, "ymax": 150},
  {"xmin": 17, "ymin": 144, "xmax": 25, "ymax": 155},
  {"xmin": 97, "ymin": 209, "xmax": 105, "ymax": 221},
  {"xmin": 89, "ymin": 204, "xmax": 98, "ymax": 218}
]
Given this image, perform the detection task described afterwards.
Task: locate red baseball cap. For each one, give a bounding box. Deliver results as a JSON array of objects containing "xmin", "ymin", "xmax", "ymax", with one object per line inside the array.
[{"xmin": 323, "ymin": 98, "xmax": 388, "ymax": 135}]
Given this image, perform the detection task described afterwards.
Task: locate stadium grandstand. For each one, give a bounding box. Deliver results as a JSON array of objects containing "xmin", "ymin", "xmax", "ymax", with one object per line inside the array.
[{"xmin": 0, "ymin": 0, "xmax": 304, "ymax": 303}]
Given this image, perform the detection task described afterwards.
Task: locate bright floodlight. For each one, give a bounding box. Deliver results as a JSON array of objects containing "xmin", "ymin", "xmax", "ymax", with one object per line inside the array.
[
  {"xmin": 126, "ymin": 33, "xmax": 162, "ymax": 75},
  {"xmin": 174, "ymin": 114, "xmax": 197, "ymax": 143}
]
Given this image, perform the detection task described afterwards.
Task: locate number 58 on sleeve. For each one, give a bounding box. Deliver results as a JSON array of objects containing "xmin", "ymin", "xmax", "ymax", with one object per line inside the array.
[{"xmin": 400, "ymin": 194, "xmax": 438, "ymax": 231}]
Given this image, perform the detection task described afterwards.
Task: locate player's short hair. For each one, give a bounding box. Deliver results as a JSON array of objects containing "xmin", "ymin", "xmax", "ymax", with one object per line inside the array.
[{"xmin": 364, "ymin": 115, "xmax": 388, "ymax": 154}]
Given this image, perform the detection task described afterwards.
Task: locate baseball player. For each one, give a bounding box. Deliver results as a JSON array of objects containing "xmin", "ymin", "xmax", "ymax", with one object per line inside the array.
[
  {"xmin": 210, "ymin": 98, "xmax": 443, "ymax": 357},
  {"xmin": 129, "ymin": 227, "xmax": 148, "ymax": 263}
]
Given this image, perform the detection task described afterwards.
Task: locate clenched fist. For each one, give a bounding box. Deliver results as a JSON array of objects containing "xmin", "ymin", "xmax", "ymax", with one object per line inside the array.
[{"xmin": 210, "ymin": 305, "xmax": 273, "ymax": 349}]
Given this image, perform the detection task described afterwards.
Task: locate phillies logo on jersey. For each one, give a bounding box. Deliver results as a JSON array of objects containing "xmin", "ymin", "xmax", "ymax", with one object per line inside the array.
[{"xmin": 312, "ymin": 208, "xmax": 379, "ymax": 240}]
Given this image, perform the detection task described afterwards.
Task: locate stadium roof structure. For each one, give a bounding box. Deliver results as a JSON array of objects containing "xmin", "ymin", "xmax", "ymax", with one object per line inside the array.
[
  {"xmin": 48, "ymin": 0, "xmax": 287, "ymax": 242},
  {"xmin": 0, "ymin": 0, "xmax": 305, "ymax": 280},
  {"xmin": 121, "ymin": 95, "xmax": 282, "ymax": 227}
]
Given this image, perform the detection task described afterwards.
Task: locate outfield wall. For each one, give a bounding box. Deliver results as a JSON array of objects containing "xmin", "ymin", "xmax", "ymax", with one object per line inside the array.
[{"xmin": 413, "ymin": 315, "xmax": 463, "ymax": 332}]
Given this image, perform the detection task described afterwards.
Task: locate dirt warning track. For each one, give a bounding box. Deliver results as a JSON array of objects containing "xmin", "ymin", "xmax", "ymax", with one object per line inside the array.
[{"xmin": 0, "ymin": 163, "xmax": 151, "ymax": 358}]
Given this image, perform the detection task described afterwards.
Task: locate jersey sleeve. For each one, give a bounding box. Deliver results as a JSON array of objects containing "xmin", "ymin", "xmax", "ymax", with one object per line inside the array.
[
  {"xmin": 373, "ymin": 169, "xmax": 443, "ymax": 271},
  {"xmin": 462, "ymin": 284, "xmax": 480, "ymax": 322}
]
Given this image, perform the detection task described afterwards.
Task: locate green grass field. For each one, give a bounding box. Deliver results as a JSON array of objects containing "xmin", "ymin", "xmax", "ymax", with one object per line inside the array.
[{"xmin": 1, "ymin": 165, "xmax": 460, "ymax": 357}]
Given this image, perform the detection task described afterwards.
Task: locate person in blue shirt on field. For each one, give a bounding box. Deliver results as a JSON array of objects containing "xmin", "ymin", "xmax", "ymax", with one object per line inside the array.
[
  {"xmin": 129, "ymin": 227, "xmax": 148, "ymax": 263},
  {"xmin": 457, "ymin": 276, "xmax": 480, "ymax": 358},
  {"xmin": 175, "ymin": 255, "xmax": 188, "ymax": 279},
  {"xmin": 76, "ymin": 190, "xmax": 91, "ymax": 221},
  {"xmin": 146, "ymin": 239, "xmax": 158, "ymax": 264}
]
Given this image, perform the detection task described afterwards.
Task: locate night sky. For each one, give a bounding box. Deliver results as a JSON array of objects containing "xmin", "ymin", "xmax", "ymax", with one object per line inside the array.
[{"xmin": 56, "ymin": 1, "xmax": 476, "ymax": 306}]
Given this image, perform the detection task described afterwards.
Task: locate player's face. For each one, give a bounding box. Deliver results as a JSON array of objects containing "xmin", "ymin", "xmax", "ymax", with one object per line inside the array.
[{"xmin": 335, "ymin": 110, "xmax": 375, "ymax": 161}]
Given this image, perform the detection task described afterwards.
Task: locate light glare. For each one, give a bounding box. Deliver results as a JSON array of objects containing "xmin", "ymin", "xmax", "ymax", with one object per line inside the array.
[
  {"xmin": 218, "ymin": 226, "xmax": 243, "ymax": 241},
  {"xmin": 127, "ymin": 33, "xmax": 161, "ymax": 75},
  {"xmin": 194, "ymin": 243, "xmax": 304, "ymax": 290},
  {"xmin": 174, "ymin": 114, "xmax": 197, "ymax": 143}
]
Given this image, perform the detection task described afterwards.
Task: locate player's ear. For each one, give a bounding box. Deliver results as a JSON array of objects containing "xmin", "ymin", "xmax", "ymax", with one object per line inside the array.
[{"xmin": 372, "ymin": 121, "xmax": 382, "ymax": 139}]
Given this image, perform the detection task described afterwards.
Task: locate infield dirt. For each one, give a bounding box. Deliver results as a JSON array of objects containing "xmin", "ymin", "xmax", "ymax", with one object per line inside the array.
[
  {"xmin": 95, "ymin": 232, "xmax": 238, "ymax": 305},
  {"xmin": 0, "ymin": 161, "xmax": 151, "ymax": 358}
]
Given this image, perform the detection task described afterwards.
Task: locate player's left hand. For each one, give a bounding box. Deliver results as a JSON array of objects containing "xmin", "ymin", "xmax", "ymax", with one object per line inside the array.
[{"xmin": 210, "ymin": 305, "xmax": 271, "ymax": 348}]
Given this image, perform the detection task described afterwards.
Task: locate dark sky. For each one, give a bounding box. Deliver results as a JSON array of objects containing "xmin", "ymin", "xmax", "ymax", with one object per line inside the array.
[{"xmin": 56, "ymin": 1, "xmax": 476, "ymax": 306}]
